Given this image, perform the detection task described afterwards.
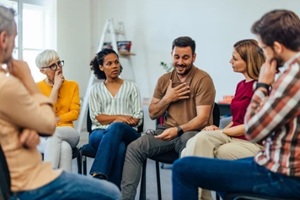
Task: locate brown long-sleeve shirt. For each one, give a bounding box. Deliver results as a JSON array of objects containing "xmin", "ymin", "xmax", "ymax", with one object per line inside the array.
[{"xmin": 0, "ymin": 71, "xmax": 61, "ymax": 192}]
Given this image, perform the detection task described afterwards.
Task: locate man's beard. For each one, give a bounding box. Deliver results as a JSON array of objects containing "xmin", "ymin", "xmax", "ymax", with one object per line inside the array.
[
  {"xmin": 174, "ymin": 63, "xmax": 193, "ymax": 75},
  {"xmin": 271, "ymin": 53, "xmax": 285, "ymax": 71}
]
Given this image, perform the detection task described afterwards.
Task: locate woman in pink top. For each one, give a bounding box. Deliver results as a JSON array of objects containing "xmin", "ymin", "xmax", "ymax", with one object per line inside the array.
[{"xmin": 181, "ymin": 39, "xmax": 265, "ymax": 200}]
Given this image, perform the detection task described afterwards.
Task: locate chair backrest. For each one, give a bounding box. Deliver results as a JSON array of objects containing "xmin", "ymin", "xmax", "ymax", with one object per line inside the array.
[
  {"xmin": 137, "ymin": 113, "xmax": 144, "ymax": 133},
  {"xmin": 213, "ymin": 103, "xmax": 220, "ymax": 127},
  {"xmin": 0, "ymin": 145, "xmax": 10, "ymax": 200},
  {"xmin": 86, "ymin": 107, "xmax": 92, "ymax": 134}
]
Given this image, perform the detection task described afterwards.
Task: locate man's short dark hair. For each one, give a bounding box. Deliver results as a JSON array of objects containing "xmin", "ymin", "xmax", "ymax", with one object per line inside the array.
[
  {"xmin": 172, "ymin": 36, "xmax": 196, "ymax": 55},
  {"xmin": 251, "ymin": 9, "xmax": 300, "ymax": 51}
]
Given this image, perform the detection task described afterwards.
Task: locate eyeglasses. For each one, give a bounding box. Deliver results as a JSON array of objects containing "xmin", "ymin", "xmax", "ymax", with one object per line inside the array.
[{"xmin": 42, "ymin": 60, "xmax": 64, "ymax": 71}]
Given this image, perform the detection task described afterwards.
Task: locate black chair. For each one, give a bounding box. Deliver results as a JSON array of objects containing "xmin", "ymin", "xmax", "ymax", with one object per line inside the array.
[
  {"xmin": 224, "ymin": 193, "xmax": 298, "ymax": 200},
  {"xmin": 80, "ymin": 107, "xmax": 144, "ymax": 175},
  {"xmin": 73, "ymin": 147, "xmax": 82, "ymax": 174},
  {"xmin": 80, "ymin": 107, "xmax": 96, "ymax": 175},
  {"xmin": 41, "ymin": 143, "xmax": 82, "ymax": 174},
  {"xmin": 0, "ymin": 145, "xmax": 11, "ymax": 200},
  {"xmin": 139, "ymin": 103, "xmax": 220, "ymax": 200}
]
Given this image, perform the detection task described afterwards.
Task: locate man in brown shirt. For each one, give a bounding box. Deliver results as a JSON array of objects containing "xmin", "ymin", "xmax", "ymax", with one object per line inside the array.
[
  {"xmin": 0, "ymin": 5, "xmax": 120, "ymax": 200},
  {"xmin": 121, "ymin": 36, "xmax": 216, "ymax": 200}
]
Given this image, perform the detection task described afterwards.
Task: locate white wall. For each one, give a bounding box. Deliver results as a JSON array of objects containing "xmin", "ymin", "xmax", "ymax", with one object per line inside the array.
[
  {"xmin": 89, "ymin": 0, "xmax": 300, "ymax": 101},
  {"xmin": 56, "ymin": 0, "xmax": 92, "ymax": 100},
  {"xmin": 56, "ymin": 0, "xmax": 300, "ymax": 129}
]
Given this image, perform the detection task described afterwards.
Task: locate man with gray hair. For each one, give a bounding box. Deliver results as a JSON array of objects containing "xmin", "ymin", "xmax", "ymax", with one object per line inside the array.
[{"xmin": 0, "ymin": 5, "xmax": 120, "ymax": 200}]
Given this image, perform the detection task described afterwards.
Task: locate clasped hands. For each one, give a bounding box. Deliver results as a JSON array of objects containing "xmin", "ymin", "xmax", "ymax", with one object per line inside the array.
[{"xmin": 114, "ymin": 115, "xmax": 139, "ymax": 126}]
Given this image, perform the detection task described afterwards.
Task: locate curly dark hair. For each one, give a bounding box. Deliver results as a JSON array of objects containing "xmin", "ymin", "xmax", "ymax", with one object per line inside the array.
[{"xmin": 90, "ymin": 48, "xmax": 123, "ymax": 80}]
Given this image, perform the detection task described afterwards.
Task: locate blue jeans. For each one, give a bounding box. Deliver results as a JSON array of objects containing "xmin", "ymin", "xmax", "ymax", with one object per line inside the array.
[
  {"xmin": 89, "ymin": 122, "xmax": 140, "ymax": 188},
  {"xmin": 10, "ymin": 171, "xmax": 120, "ymax": 200},
  {"xmin": 172, "ymin": 157, "xmax": 300, "ymax": 200}
]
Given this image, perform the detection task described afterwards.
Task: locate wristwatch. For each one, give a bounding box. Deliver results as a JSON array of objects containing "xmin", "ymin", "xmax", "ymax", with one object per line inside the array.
[
  {"xmin": 176, "ymin": 126, "xmax": 184, "ymax": 137},
  {"xmin": 254, "ymin": 82, "xmax": 271, "ymax": 95}
]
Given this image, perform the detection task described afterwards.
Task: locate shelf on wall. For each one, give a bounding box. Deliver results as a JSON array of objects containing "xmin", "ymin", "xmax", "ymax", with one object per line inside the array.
[{"xmin": 119, "ymin": 51, "xmax": 136, "ymax": 56}]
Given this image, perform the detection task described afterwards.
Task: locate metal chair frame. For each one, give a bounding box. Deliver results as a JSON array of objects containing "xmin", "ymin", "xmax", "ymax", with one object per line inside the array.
[{"xmin": 139, "ymin": 103, "xmax": 220, "ymax": 200}]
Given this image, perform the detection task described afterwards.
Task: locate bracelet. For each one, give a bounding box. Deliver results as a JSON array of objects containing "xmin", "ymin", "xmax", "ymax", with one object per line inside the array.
[{"xmin": 176, "ymin": 126, "xmax": 184, "ymax": 137}]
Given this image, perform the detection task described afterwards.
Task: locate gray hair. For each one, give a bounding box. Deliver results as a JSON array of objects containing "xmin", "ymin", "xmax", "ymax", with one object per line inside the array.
[
  {"xmin": 0, "ymin": 5, "xmax": 15, "ymax": 35},
  {"xmin": 35, "ymin": 49, "xmax": 60, "ymax": 69}
]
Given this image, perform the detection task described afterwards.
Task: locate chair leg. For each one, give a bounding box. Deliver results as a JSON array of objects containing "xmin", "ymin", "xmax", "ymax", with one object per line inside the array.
[
  {"xmin": 216, "ymin": 192, "xmax": 220, "ymax": 200},
  {"xmin": 155, "ymin": 161, "xmax": 162, "ymax": 200},
  {"xmin": 139, "ymin": 159, "xmax": 147, "ymax": 200},
  {"xmin": 77, "ymin": 153, "xmax": 82, "ymax": 174},
  {"xmin": 83, "ymin": 156, "xmax": 87, "ymax": 175}
]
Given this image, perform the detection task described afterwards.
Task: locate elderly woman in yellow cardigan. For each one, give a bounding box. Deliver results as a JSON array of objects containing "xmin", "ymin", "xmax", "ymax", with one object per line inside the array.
[{"xmin": 36, "ymin": 49, "xmax": 80, "ymax": 172}]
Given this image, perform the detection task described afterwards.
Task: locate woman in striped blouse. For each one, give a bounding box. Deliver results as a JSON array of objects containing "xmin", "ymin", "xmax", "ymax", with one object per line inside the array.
[{"xmin": 88, "ymin": 49, "xmax": 143, "ymax": 188}]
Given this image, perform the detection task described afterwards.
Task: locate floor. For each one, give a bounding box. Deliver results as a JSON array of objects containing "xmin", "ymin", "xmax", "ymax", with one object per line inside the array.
[
  {"xmin": 74, "ymin": 131, "xmax": 219, "ymax": 200},
  {"xmin": 72, "ymin": 154, "xmax": 172, "ymax": 200},
  {"xmin": 72, "ymin": 130, "xmax": 172, "ymax": 200}
]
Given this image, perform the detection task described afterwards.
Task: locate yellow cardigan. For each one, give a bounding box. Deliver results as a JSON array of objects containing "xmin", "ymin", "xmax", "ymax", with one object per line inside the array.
[{"xmin": 37, "ymin": 79, "xmax": 80, "ymax": 127}]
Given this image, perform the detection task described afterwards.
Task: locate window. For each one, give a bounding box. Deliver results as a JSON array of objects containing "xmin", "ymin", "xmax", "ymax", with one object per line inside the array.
[{"xmin": 1, "ymin": 0, "xmax": 56, "ymax": 81}]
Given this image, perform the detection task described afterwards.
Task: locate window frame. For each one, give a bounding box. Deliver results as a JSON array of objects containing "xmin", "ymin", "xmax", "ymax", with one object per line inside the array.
[{"xmin": 2, "ymin": 0, "xmax": 56, "ymax": 81}]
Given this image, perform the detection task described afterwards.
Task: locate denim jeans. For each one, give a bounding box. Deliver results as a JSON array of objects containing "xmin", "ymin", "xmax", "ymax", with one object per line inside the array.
[
  {"xmin": 172, "ymin": 157, "xmax": 300, "ymax": 200},
  {"xmin": 89, "ymin": 122, "xmax": 140, "ymax": 188},
  {"xmin": 10, "ymin": 171, "xmax": 120, "ymax": 200}
]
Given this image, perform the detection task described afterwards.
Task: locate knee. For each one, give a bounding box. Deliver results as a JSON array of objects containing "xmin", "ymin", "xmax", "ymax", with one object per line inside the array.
[
  {"xmin": 108, "ymin": 122, "xmax": 127, "ymax": 130},
  {"xmin": 187, "ymin": 132, "xmax": 208, "ymax": 147},
  {"xmin": 61, "ymin": 141, "xmax": 72, "ymax": 154},
  {"xmin": 106, "ymin": 122, "xmax": 130, "ymax": 136},
  {"xmin": 126, "ymin": 139, "xmax": 139, "ymax": 154},
  {"xmin": 89, "ymin": 131, "xmax": 101, "ymax": 147},
  {"xmin": 126, "ymin": 136, "xmax": 146, "ymax": 156},
  {"xmin": 173, "ymin": 157, "xmax": 191, "ymax": 178}
]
